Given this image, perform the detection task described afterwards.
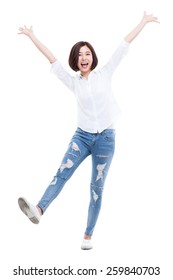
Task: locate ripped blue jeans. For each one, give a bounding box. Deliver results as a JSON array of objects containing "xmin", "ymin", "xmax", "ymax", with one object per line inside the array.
[{"xmin": 37, "ymin": 127, "xmax": 115, "ymax": 236}]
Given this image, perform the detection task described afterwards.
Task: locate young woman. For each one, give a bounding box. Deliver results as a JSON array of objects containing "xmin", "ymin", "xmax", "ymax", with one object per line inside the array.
[{"xmin": 18, "ymin": 12, "xmax": 159, "ymax": 250}]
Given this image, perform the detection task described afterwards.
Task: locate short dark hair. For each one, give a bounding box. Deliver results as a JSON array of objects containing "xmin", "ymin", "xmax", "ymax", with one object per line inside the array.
[{"xmin": 68, "ymin": 41, "xmax": 98, "ymax": 72}]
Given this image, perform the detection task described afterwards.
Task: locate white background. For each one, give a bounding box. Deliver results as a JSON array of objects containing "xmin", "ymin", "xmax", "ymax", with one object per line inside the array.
[{"xmin": 0, "ymin": 0, "xmax": 173, "ymax": 279}]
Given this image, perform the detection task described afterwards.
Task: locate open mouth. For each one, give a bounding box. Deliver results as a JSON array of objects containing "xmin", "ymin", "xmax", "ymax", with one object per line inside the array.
[{"xmin": 81, "ymin": 62, "xmax": 89, "ymax": 69}]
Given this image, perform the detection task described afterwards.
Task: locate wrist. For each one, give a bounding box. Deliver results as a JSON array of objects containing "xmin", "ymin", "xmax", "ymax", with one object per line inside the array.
[
  {"xmin": 140, "ymin": 18, "xmax": 147, "ymax": 26},
  {"xmin": 28, "ymin": 32, "xmax": 35, "ymax": 41}
]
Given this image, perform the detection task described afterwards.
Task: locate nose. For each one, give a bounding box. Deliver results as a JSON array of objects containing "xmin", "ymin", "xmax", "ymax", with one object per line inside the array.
[{"xmin": 81, "ymin": 53, "xmax": 86, "ymax": 60}]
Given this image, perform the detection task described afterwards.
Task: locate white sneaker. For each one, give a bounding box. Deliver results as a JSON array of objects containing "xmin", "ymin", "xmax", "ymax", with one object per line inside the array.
[
  {"xmin": 81, "ymin": 239, "xmax": 93, "ymax": 250},
  {"xmin": 18, "ymin": 197, "xmax": 41, "ymax": 224}
]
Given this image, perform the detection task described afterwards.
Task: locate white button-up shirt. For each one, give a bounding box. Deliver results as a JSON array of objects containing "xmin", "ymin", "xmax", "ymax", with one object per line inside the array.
[{"xmin": 51, "ymin": 40, "xmax": 130, "ymax": 133}]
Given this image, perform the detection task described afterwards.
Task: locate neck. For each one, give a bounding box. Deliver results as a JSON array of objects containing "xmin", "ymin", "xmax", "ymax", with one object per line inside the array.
[{"xmin": 80, "ymin": 70, "xmax": 92, "ymax": 79}]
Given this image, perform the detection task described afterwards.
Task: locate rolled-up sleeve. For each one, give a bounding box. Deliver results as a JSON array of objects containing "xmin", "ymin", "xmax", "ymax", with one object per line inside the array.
[
  {"xmin": 102, "ymin": 40, "xmax": 130, "ymax": 75},
  {"xmin": 51, "ymin": 60, "xmax": 75, "ymax": 91}
]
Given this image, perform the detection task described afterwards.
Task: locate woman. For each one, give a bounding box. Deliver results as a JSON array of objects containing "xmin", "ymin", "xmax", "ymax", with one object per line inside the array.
[{"xmin": 18, "ymin": 12, "xmax": 159, "ymax": 250}]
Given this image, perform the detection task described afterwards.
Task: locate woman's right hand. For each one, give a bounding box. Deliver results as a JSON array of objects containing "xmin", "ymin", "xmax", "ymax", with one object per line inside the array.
[
  {"xmin": 18, "ymin": 25, "xmax": 33, "ymax": 37},
  {"xmin": 17, "ymin": 25, "xmax": 56, "ymax": 63}
]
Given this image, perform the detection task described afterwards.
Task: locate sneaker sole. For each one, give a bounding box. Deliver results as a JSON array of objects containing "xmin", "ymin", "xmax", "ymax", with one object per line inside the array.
[
  {"xmin": 81, "ymin": 246, "xmax": 93, "ymax": 250},
  {"xmin": 18, "ymin": 197, "xmax": 39, "ymax": 224}
]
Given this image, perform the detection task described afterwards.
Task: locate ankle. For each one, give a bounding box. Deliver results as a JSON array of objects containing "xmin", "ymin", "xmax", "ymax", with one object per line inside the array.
[
  {"xmin": 84, "ymin": 234, "xmax": 91, "ymax": 240},
  {"xmin": 36, "ymin": 206, "xmax": 43, "ymax": 215}
]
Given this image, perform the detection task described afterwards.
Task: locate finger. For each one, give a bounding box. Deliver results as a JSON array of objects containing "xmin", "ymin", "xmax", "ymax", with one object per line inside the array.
[
  {"xmin": 17, "ymin": 29, "xmax": 23, "ymax": 34},
  {"xmin": 153, "ymin": 16, "xmax": 159, "ymax": 22},
  {"xmin": 18, "ymin": 28, "xmax": 24, "ymax": 33}
]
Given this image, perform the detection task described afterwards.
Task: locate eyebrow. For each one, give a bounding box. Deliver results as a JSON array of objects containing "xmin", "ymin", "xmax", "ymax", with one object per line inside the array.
[{"xmin": 79, "ymin": 50, "xmax": 91, "ymax": 54}]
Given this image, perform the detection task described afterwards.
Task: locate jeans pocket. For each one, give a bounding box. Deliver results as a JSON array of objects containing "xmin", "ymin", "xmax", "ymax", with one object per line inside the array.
[
  {"xmin": 103, "ymin": 129, "xmax": 115, "ymax": 142},
  {"xmin": 76, "ymin": 127, "xmax": 86, "ymax": 135}
]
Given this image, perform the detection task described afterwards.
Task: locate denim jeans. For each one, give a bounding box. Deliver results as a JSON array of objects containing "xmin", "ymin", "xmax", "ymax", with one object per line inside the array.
[{"xmin": 37, "ymin": 127, "xmax": 115, "ymax": 236}]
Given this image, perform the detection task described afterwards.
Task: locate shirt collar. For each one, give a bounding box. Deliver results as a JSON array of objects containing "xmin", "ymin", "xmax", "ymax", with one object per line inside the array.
[{"xmin": 78, "ymin": 70, "xmax": 96, "ymax": 80}]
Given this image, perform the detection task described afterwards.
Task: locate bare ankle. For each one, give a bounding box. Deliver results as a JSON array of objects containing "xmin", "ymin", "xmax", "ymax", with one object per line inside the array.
[
  {"xmin": 84, "ymin": 234, "xmax": 91, "ymax": 240},
  {"xmin": 36, "ymin": 206, "xmax": 43, "ymax": 215}
]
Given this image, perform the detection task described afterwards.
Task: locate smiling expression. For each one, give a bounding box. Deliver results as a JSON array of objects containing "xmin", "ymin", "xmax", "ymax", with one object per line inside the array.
[{"xmin": 77, "ymin": 45, "xmax": 93, "ymax": 78}]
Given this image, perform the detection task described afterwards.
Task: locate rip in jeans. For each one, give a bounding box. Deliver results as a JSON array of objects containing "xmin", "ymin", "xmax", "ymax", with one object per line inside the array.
[
  {"xmin": 96, "ymin": 163, "xmax": 107, "ymax": 181},
  {"xmin": 60, "ymin": 159, "xmax": 74, "ymax": 172}
]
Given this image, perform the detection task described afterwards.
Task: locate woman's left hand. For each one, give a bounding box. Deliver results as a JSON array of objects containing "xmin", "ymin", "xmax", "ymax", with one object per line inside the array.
[{"xmin": 142, "ymin": 11, "xmax": 160, "ymax": 24}]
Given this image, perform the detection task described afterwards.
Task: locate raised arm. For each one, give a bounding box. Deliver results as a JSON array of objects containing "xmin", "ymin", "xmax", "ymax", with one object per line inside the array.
[
  {"xmin": 124, "ymin": 11, "xmax": 160, "ymax": 43},
  {"xmin": 18, "ymin": 25, "xmax": 57, "ymax": 63}
]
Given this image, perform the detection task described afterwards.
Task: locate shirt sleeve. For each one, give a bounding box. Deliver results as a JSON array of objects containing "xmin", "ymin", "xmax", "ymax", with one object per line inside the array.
[
  {"xmin": 50, "ymin": 60, "xmax": 75, "ymax": 92},
  {"xmin": 102, "ymin": 40, "xmax": 130, "ymax": 75}
]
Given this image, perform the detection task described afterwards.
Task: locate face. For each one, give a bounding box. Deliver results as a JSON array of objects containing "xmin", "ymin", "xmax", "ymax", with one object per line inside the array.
[{"xmin": 77, "ymin": 45, "xmax": 93, "ymax": 78}]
